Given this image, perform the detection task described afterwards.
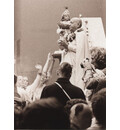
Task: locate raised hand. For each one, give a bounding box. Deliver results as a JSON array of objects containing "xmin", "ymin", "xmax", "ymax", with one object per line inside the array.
[
  {"xmin": 35, "ymin": 64, "xmax": 42, "ymax": 75},
  {"xmin": 47, "ymin": 52, "xmax": 54, "ymax": 61},
  {"xmin": 57, "ymin": 39, "xmax": 68, "ymax": 50}
]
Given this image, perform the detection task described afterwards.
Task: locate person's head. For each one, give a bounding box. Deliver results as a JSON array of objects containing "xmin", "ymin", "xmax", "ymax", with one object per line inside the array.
[
  {"xmin": 22, "ymin": 76, "xmax": 29, "ymax": 88},
  {"xmin": 57, "ymin": 62, "xmax": 72, "ymax": 79},
  {"xmin": 91, "ymin": 88, "xmax": 106, "ymax": 128},
  {"xmin": 86, "ymin": 77, "xmax": 106, "ymax": 101},
  {"xmin": 90, "ymin": 47, "xmax": 106, "ymax": 70},
  {"xmin": 70, "ymin": 17, "xmax": 82, "ymax": 32},
  {"xmin": 70, "ymin": 103, "xmax": 92, "ymax": 129},
  {"xmin": 16, "ymin": 76, "xmax": 23, "ymax": 87},
  {"xmin": 20, "ymin": 97, "xmax": 69, "ymax": 129},
  {"xmin": 64, "ymin": 99, "xmax": 87, "ymax": 116}
]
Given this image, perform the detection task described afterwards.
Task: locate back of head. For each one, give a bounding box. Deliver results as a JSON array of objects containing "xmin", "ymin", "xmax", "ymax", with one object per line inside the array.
[
  {"xmin": 70, "ymin": 103, "xmax": 92, "ymax": 129},
  {"xmin": 64, "ymin": 98, "xmax": 87, "ymax": 115},
  {"xmin": 91, "ymin": 88, "xmax": 106, "ymax": 128},
  {"xmin": 59, "ymin": 62, "xmax": 72, "ymax": 79},
  {"xmin": 21, "ymin": 98, "xmax": 69, "ymax": 129},
  {"xmin": 70, "ymin": 17, "xmax": 82, "ymax": 28},
  {"xmin": 90, "ymin": 47, "xmax": 106, "ymax": 70}
]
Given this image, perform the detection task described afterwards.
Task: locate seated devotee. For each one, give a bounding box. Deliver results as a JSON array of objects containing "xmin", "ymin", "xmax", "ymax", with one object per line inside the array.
[
  {"xmin": 70, "ymin": 102, "xmax": 92, "ymax": 130},
  {"xmin": 88, "ymin": 88, "xmax": 106, "ymax": 130},
  {"xmin": 58, "ymin": 16, "xmax": 90, "ymax": 91},
  {"xmin": 20, "ymin": 98, "xmax": 70, "ymax": 129},
  {"xmin": 41, "ymin": 62, "xmax": 86, "ymax": 106}
]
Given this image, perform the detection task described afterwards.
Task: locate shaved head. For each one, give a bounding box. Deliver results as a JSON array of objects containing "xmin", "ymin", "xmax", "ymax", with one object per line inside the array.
[{"xmin": 70, "ymin": 17, "xmax": 82, "ymax": 32}]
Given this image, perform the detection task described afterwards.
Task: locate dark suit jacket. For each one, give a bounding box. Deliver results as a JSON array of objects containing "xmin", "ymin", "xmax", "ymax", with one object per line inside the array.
[{"xmin": 41, "ymin": 78, "xmax": 86, "ymax": 106}]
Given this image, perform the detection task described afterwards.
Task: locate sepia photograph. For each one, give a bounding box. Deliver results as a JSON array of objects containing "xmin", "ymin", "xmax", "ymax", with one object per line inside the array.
[{"xmin": 14, "ymin": 0, "xmax": 106, "ymax": 129}]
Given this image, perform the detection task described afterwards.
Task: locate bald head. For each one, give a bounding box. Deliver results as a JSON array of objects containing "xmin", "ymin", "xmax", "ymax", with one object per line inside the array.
[{"xmin": 70, "ymin": 17, "xmax": 82, "ymax": 32}]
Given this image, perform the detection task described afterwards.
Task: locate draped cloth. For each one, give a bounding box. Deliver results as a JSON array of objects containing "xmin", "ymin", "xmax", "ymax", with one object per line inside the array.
[{"xmin": 61, "ymin": 29, "xmax": 90, "ymax": 91}]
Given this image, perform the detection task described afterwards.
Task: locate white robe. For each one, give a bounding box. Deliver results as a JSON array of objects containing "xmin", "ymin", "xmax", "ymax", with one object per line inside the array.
[{"xmin": 61, "ymin": 29, "xmax": 90, "ymax": 91}]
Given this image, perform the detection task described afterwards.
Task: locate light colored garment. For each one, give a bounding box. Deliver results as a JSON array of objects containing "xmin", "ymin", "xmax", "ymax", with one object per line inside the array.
[
  {"xmin": 75, "ymin": 30, "xmax": 90, "ymax": 90},
  {"xmin": 26, "ymin": 74, "xmax": 50, "ymax": 102},
  {"xmin": 87, "ymin": 117, "xmax": 104, "ymax": 130},
  {"xmin": 61, "ymin": 29, "xmax": 90, "ymax": 91},
  {"xmin": 17, "ymin": 74, "xmax": 42, "ymax": 102},
  {"xmin": 32, "ymin": 83, "xmax": 46, "ymax": 101},
  {"xmin": 17, "ymin": 87, "xmax": 31, "ymax": 102}
]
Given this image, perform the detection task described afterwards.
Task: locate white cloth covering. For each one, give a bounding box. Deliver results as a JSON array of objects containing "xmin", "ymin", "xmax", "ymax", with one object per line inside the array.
[{"xmin": 61, "ymin": 29, "xmax": 90, "ymax": 91}]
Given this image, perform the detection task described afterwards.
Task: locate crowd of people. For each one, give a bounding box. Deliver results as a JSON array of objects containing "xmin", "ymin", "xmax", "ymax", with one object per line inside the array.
[{"xmin": 14, "ymin": 8, "xmax": 106, "ymax": 130}]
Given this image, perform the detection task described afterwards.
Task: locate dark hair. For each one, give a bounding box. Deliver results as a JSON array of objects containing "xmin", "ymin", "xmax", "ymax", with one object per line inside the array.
[
  {"xmin": 20, "ymin": 98, "xmax": 69, "ymax": 129},
  {"xmin": 91, "ymin": 88, "xmax": 106, "ymax": 128},
  {"xmin": 70, "ymin": 102, "xmax": 92, "ymax": 129},
  {"xmin": 75, "ymin": 104, "xmax": 84, "ymax": 116},
  {"xmin": 64, "ymin": 98, "xmax": 87, "ymax": 115},
  {"xmin": 59, "ymin": 62, "xmax": 72, "ymax": 79},
  {"xmin": 14, "ymin": 75, "xmax": 17, "ymax": 85},
  {"xmin": 90, "ymin": 47, "xmax": 106, "ymax": 70},
  {"xmin": 86, "ymin": 77, "xmax": 106, "ymax": 101}
]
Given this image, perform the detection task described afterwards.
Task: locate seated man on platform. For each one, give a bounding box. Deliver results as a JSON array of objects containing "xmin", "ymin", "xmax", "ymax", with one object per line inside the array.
[
  {"xmin": 41, "ymin": 62, "xmax": 86, "ymax": 106},
  {"xmin": 58, "ymin": 16, "xmax": 90, "ymax": 91}
]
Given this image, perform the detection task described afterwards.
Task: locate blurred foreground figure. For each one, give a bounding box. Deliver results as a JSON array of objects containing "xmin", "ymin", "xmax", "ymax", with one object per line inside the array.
[
  {"xmin": 65, "ymin": 99, "xmax": 92, "ymax": 130},
  {"xmin": 20, "ymin": 98, "xmax": 69, "ymax": 129},
  {"xmin": 70, "ymin": 103, "xmax": 92, "ymax": 130},
  {"xmin": 88, "ymin": 88, "xmax": 106, "ymax": 130}
]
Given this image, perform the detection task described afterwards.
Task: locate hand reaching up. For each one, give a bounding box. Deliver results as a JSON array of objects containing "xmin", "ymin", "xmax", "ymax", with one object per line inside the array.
[
  {"xmin": 57, "ymin": 39, "xmax": 68, "ymax": 50},
  {"xmin": 35, "ymin": 64, "xmax": 43, "ymax": 75}
]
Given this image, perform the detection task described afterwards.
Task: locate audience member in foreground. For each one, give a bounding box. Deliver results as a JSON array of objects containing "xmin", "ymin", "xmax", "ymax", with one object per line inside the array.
[
  {"xmin": 41, "ymin": 62, "xmax": 86, "ymax": 106},
  {"xmin": 20, "ymin": 98, "xmax": 69, "ymax": 129},
  {"xmin": 70, "ymin": 103, "xmax": 92, "ymax": 130},
  {"xmin": 88, "ymin": 88, "xmax": 106, "ymax": 130},
  {"xmin": 65, "ymin": 99, "xmax": 92, "ymax": 130},
  {"xmin": 64, "ymin": 98, "xmax": 88, "ymax": 116}
]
